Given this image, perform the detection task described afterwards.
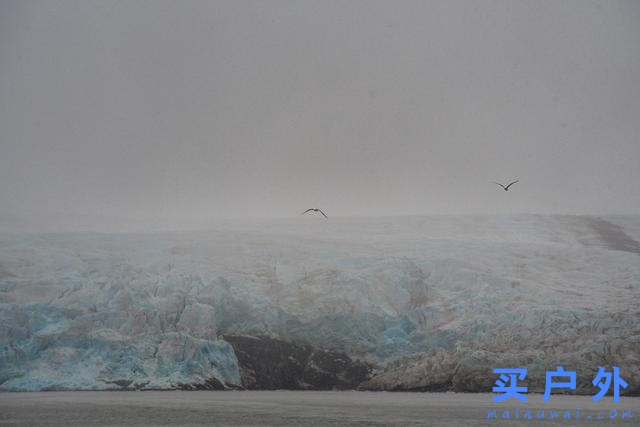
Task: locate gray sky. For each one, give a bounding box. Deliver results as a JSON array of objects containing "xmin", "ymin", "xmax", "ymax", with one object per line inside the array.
[{"xmin": 1, "ymin": 0, "xmax": 639, "ymax": 231}]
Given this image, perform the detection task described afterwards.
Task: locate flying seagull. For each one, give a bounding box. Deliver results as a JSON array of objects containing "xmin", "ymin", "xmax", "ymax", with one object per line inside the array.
[
  {"xmin": 493, "ymin": 180, "xmax": 519, "ymax": 191},
  {"xmin": 301, "ymin": 208, "xmax": 328, "ymax": 218}
]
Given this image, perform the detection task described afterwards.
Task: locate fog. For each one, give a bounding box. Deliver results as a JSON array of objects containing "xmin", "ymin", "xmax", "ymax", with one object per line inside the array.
[{"xmin": 1, "ymin": 0, "xmax": 639, "ymax": 231}]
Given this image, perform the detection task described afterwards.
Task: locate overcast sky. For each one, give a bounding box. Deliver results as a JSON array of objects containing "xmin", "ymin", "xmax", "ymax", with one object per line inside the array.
[{"xmin": 1, "ymin": 0, "xmax": 639, "ymax": 231}]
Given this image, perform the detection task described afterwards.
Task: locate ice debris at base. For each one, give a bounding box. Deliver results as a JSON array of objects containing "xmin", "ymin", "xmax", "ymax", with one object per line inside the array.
[{"xmin": 0, "ymin": 215, "xmax": 639, "ymax": 392}]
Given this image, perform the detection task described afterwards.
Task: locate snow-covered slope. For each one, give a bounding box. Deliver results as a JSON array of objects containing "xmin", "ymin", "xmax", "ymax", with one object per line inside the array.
[{"xmin": 1, "ymin": 215, "xmax": 639, "ymax": 393}]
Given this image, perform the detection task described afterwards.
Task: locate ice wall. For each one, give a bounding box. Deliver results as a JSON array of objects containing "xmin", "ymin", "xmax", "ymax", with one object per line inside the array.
[{"xmin": 1, "ymin": 215, "xmax": 639, "ymax": 392}]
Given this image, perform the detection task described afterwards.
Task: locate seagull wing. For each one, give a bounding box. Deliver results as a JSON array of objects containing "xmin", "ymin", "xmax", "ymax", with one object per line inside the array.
[
  {"xmin": 301, "ymin": 209, "xmax": 314, "ymax": 215},
  {"xmin": 317, "ymin": 209, "xmax": 328, "ymax": 218},
  {"xmin": 493, "ymin": 182, "xmax": 507, "ymax": 190},
  {"xmin": 505, "ymin": 180, "xmax": 519, "ymax": 190}
]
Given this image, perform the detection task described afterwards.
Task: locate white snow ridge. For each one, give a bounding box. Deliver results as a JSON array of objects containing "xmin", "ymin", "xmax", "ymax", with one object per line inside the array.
[{"xmin": 0, "ymin": 215, "xmax": 638, "ymax": 394}]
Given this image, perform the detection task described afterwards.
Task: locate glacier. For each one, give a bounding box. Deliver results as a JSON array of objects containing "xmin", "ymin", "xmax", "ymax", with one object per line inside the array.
[{"xmin": 0, "ymin": 214, "xmax": 639, "ymax": 393}]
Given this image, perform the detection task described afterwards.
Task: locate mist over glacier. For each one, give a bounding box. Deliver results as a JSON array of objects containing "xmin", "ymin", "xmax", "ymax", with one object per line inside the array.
[{"xmin": 1, "ymin": 214, "xmax": 639, "ymax": 393}]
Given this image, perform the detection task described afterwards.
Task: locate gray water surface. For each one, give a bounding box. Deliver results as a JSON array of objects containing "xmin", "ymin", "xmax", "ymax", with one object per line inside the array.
[{"xmin": 0, "ymin": 391, "xmax": 637, "ymax": 426}]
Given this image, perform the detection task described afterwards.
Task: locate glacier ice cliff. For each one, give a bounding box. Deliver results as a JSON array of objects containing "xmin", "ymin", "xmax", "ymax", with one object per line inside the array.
[{"xmin": 0, "ymin": 215, "xmax": 639, "ymax": 394}]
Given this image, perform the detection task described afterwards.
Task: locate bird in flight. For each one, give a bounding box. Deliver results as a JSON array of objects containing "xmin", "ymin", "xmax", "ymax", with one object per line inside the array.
[
  {"xmin": 493, "ymin": 180, "xmax": 519, "ymax": 191},
  {"xmin": 301, "ymin": 208, "xmax": 328, "ymax": 218}
]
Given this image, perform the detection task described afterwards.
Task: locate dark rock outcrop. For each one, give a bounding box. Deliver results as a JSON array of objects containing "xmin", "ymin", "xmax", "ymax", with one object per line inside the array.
[
  {"xmin": 177, "ymin": 377, "xmax": 243, "ymax": 391},
  {"xmin": 224, "ymin": 335, "xmax": 372, "ymax": 390}
]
